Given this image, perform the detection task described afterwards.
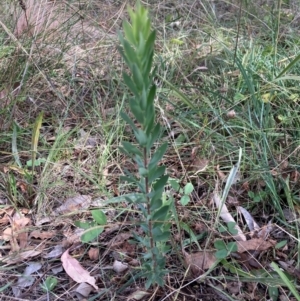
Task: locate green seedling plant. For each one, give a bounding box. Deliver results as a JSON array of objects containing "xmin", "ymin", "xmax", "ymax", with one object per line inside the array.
[
  {"xmin": 75, "ymin": 209, "xmax": 107, "ymax": 243},
  {"xmin": 214, "ymin": 239, "xmax": 238, "ymax": 259},
  {"xmin": 118, "ymin": 1, "xmax": 171, "ymax": 288},
  {"xmin": 215, "ymin": 222, "xmax": 238, "ymax": 259},
  {"xmin": 169, "ymin": 178, "xmax": 194, "ymax": 206},
  {"xmin": 40, "ymin": 276, "xmax": 58, "ymax": 293}
]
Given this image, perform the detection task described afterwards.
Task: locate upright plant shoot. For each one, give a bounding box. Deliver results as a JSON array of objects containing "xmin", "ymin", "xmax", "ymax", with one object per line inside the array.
[{"xmin": 118, "ymin": 1, "xmax": 170, "ymax": 288}]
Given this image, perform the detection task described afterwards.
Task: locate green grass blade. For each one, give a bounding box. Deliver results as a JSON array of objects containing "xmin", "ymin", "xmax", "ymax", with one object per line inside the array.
[{"xmin": 270, "ymin": 262, "xmax": 300, "ymax": 301}]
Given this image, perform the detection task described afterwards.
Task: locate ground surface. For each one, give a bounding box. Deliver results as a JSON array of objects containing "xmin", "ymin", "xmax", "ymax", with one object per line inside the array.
[{"xmin": 0, "ymin": 0, "xmax": 300, "ymax": 300}]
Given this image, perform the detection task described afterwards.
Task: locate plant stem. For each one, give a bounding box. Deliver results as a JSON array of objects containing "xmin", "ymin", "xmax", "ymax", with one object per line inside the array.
[{"xmin": 144, "ymin": 146, "xmax": 157, "ymax": 271}]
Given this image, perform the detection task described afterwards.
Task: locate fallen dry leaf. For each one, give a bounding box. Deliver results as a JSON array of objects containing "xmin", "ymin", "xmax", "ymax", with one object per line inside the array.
[
  {"xmin": 43, "ymin": 245, "xmax": 63, "ymax": 259},
  {"xmin": 55, "ymin": 195, "xmax": 92, "ymax": 214},
  {"xmin": 3, "ymin": 249, "xmax": 42, "ymax": 264},
  {"xmin": 62, "ymin": 228, "xmax": 83, "ymax": 247},
  {"xmin": 61, "ymin": 248, "xmax": 98, "ymax": 290},
  {"xmin": 12, "ymin": 213, "xmax": 31, "ymax": 249},
  {"xmin": 35, "ymin": 216, "xmax": 54, "ymax": 225},
  {"xmin": 183, "ymin": 250, "xmax": 217, "ymax": 277},
  {"xmin": 237, "ymin": 206, "xmax": 260, "ymax": 232},
  {"xmin": 74, "ymin": 282, "xmax": 93, "ymax": 299},
  {"xmin": 236, "ymin": 238, "xmax": 276, "ymax": 253},
  {"xmin": 2, "ymin": 227, "xmax": 13, "ymax": 241},
  {"xmin": 2, "ymin": 227, "xmax": 19, "ymax": 251},
  {"xmin": 113, "ymin": 260, "xmax": 128, "ymax": 273},
  {"xmin": 17, "ymin": 262, "xmax": 42, "ymax": 288},
  {"xmin": 30, "ymin": 230, "xmax": 55, "ymax": 239},
  {"xmin": 0, "ymin": 207, "xmax": 14, "ymax": 225},
  {"xmin": 127, "ymin": 290, "xmax": 151, "ymax": 300}
]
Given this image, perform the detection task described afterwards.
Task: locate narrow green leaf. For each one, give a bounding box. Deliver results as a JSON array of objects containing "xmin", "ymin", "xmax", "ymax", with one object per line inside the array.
[
  {"xmin": 147, "ymin": 85, "xmax": 156, "ymax": 106},
  {"xmin": 12, "ymin": 122, "xmax": 22, "ymax": 168},
  {"xmin": 270, "ymin": 262, "xmax": 300, "ymax": 301},
  {"xmin": 133, "ymin": 154, "xmax": 144, "ymax": 168},
  {"xmin": 145, "ymin": 107, "xmax": 155, "ymax": 136},
  {"xmin": 120, "ymin": 175, "xmax": 139, "ymax": 185},
  {"xmin": 123, "ymin": 72, "xmax": 139, "ymax": 97},
  {"xmin": 123, "ymin": 39, "xmax": 137, "ymax": 66},
  {"xmin": 153, "ymin": 175, "xmax": 169, "ymax": 192},
  {"xmin": 143, "ymin": 49, "xmax": 154, "ymax": 78},
  {"xmin": 132, "ymin": 63, "xmax": 144, "ymax": 91},
  {"xmin": 122, "ymin": 141, "xmax": 142, "ymax": 157},
  {"xmin": 149, "ymin": 143, "xmax": 168, "ymax": 170},
  {"xmin": 129, "ymin": 98, "xmax": 144, "ymax": 124},
  {"xmin": 118, "ymin": 45, "xmax": 130, "ymax": 67},
  {"xmin": 123, "ymin": 20, "xmax": 135, "ymax": 45},
  {"xmin": 120, "ymin": 111, "xmax": 137, "ymax": 132},
  {"xmin": 152, "ymin": 205, "xmax": 169, "ymax": 222},
  {"xmin": 154, "ymin": 231, "xmax": 170, "ymax": 242},
  {"xmin": 147, "ymin": 123, "xmax": 162, "ymax": 149},
  {"xmin": 91, "ymin": 210, "xmax": 107, "ymax": 225},
  {"xmin": 134, "ymin": 128, "xmax": 147, "ymax": 146},
  {"xmin": 149, "ymin": 187, "xmax": 163, "ymax": 203},
  {"xmin": 150, "ymin": 198, "xmax": 162, "ymax": 211},
  {"xmin": 31, "ymin": 111, "xmax": 43, "ymax": 169},
  {"xmin": 156, "ymin": 74, "xmax": 197, "ymax": 111},
  {"xmin": 144, "ymin": 30, "xmax": 156, "ymax": 58},
  {"xmin": 276, "ymin": 52, "xmax": 300, "ymax": 79},
  {"xmin": 148, "ymin": 165, "xmax": 166, "ymax": 184}
]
